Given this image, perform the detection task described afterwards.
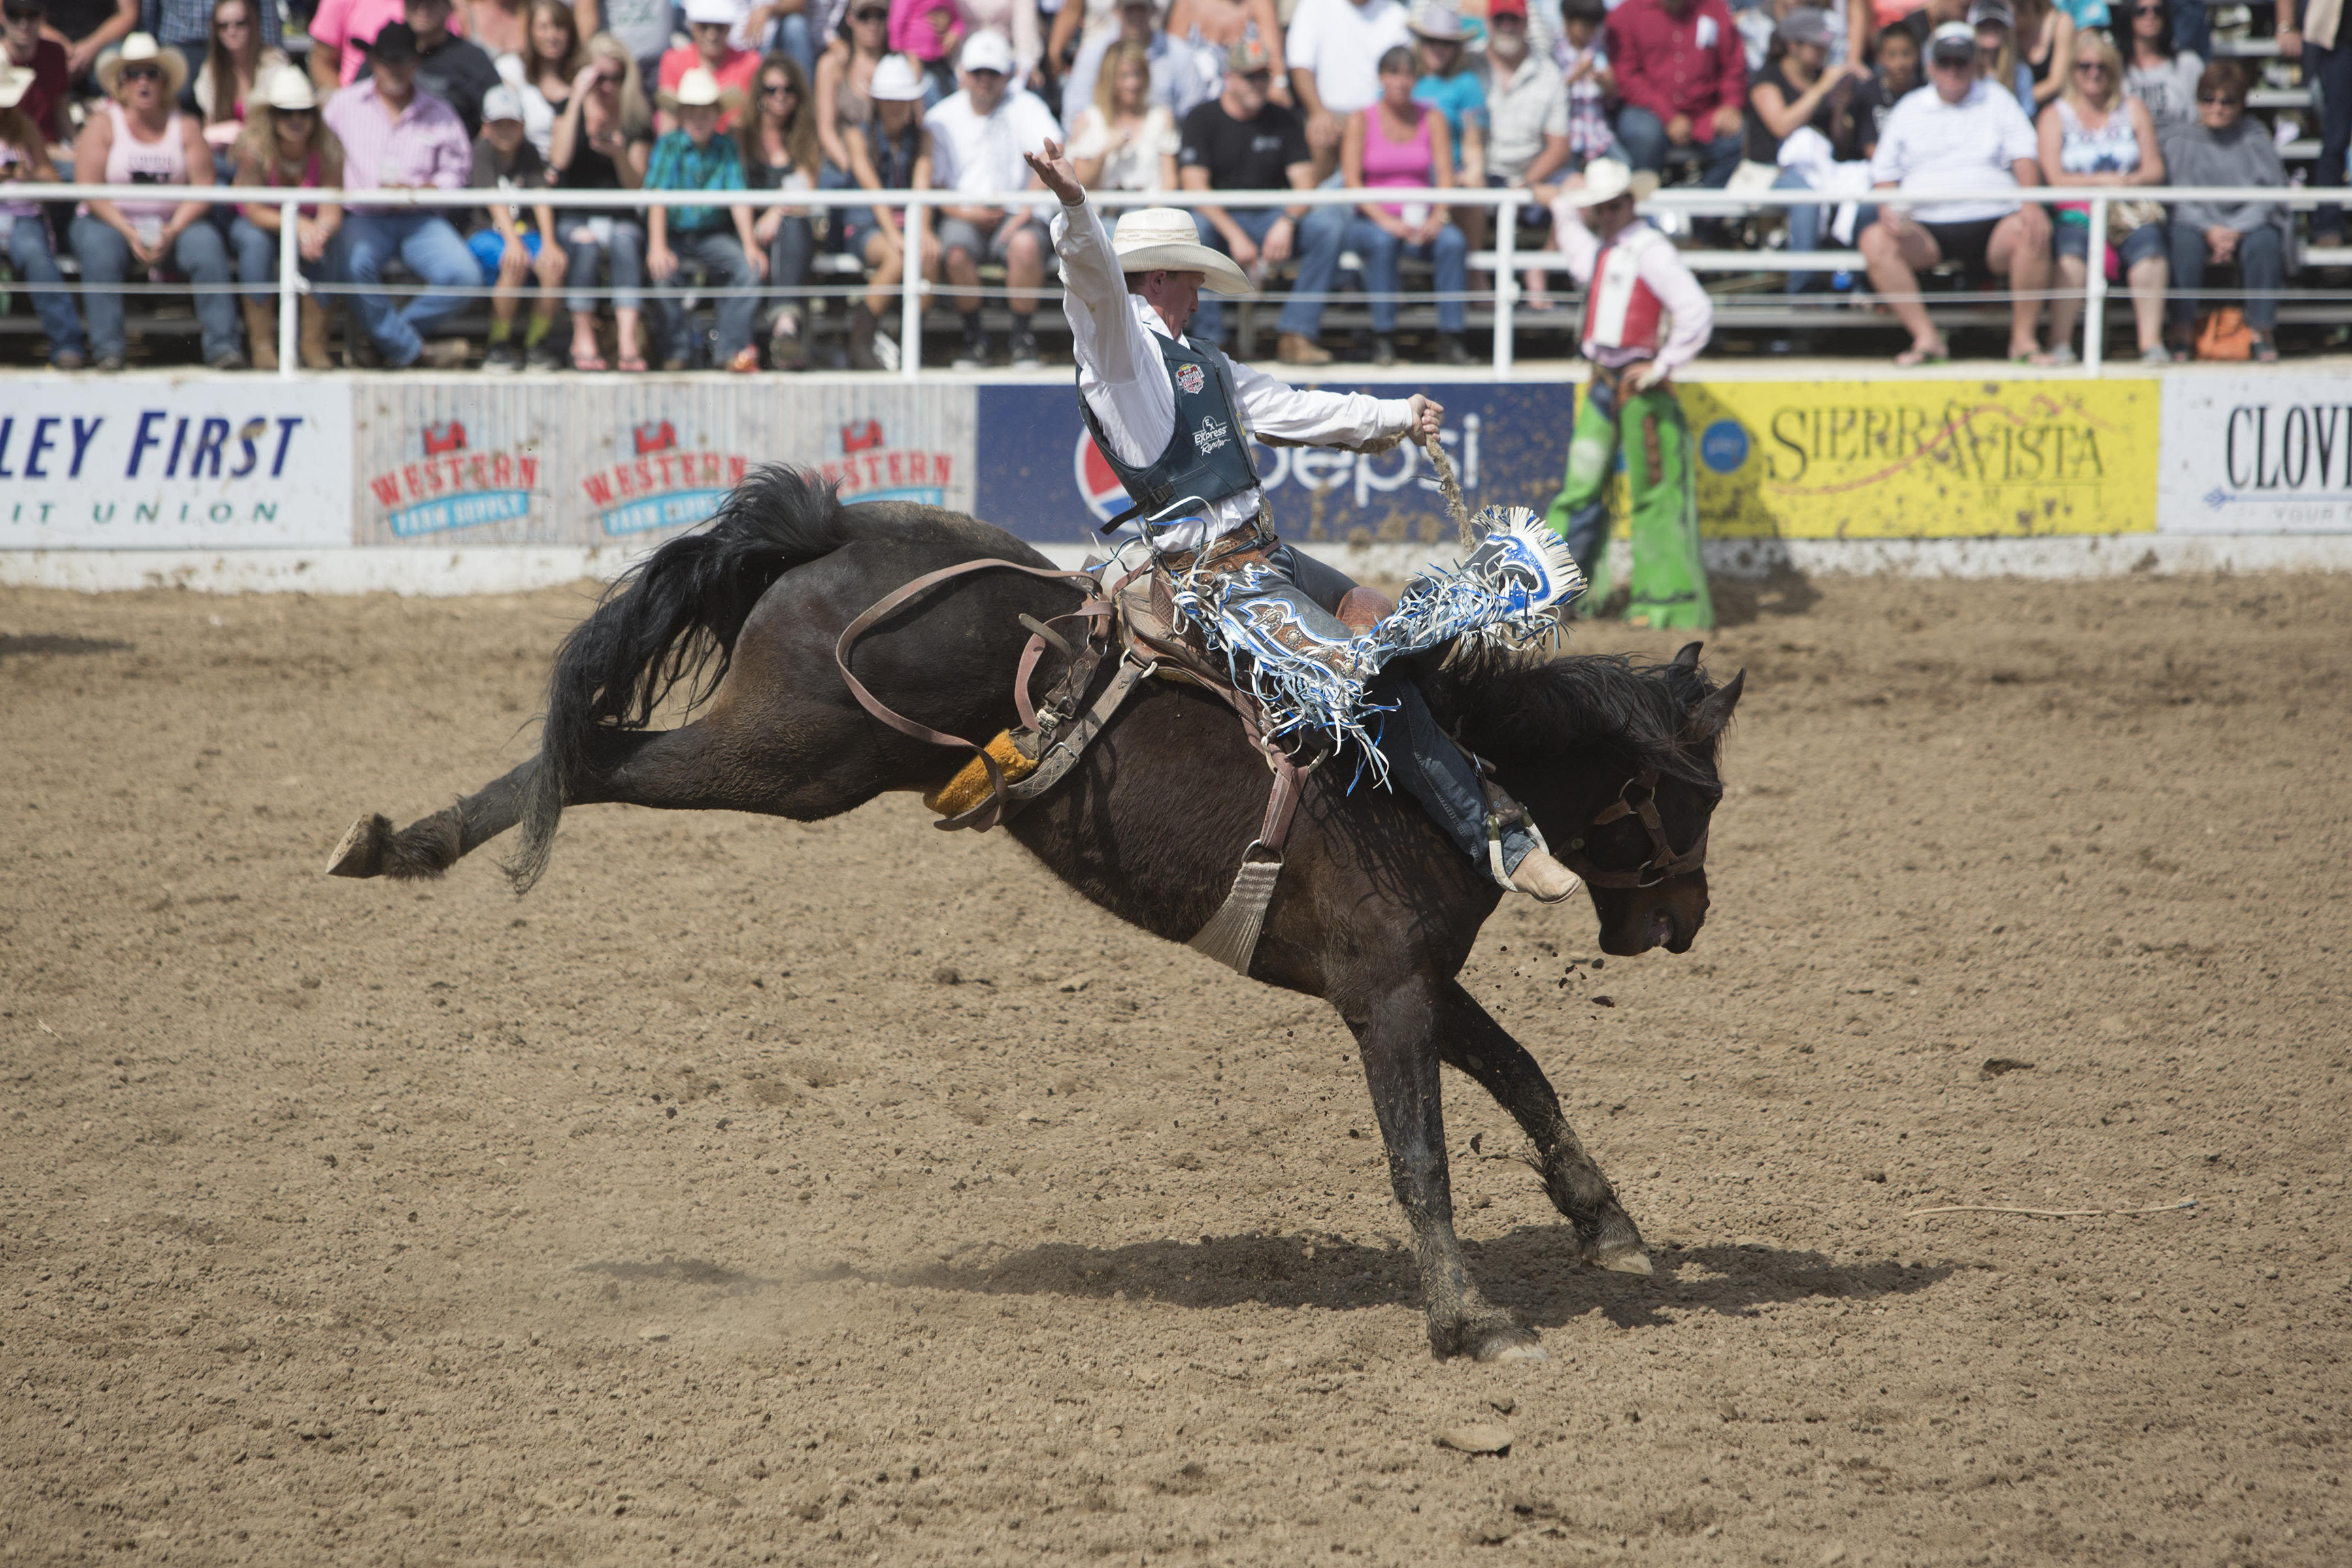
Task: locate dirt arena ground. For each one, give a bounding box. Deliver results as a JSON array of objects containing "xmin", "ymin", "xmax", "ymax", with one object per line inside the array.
[{"xmin": 4, "ymin": 568, "xmax": 2349, "ymax": 1568}]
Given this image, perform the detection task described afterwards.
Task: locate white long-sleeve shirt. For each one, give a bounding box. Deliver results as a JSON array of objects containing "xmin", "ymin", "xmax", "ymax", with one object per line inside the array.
[
  {"xmin": 1551, "ymin": 212, "xmax": 1714, "ymax": 376},
  {"xmin": 1050, "ymin": 195, "xmax": 1414, "ymax": 553}
]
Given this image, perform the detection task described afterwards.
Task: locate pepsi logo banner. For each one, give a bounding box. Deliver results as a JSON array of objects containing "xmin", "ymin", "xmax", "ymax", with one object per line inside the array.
[{"xmin": 972, "ymin": 382, "xmax": 1578, "ymax": 544}]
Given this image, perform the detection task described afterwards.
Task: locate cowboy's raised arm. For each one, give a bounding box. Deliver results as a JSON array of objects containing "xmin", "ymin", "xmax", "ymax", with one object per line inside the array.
[
  {"xmin": 1028, "ymin": 139, "xmax": 1155, "ymax": 405},
  {"xmin": 1231, "ymin": 357, "xmax": 1445, "ymax": 454}
]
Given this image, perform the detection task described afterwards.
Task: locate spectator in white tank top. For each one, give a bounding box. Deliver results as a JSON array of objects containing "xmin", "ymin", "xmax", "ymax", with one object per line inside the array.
[{"xmin": 68, "ymin": 33, "xmax": 245, "ymax": 370}]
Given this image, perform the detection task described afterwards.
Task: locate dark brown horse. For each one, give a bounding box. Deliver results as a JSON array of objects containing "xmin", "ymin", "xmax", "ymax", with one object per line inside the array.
[{"xmin": 329, "ymin": 469, "xmax": 1742, "ymax": 1361}]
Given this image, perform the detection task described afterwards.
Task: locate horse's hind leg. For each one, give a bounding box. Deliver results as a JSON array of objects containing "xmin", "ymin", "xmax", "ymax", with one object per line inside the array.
[
  {"xmin": 328, "ymin": 757, "xmax": 548, "ymax": 879},
  {"xmin": 1348, "ymin": 974, "xmax": 1549, "ymax": 1362},
  {"xmin": 1434, "ymin": 979, "xmax": 1651, "ymax": 1275}
]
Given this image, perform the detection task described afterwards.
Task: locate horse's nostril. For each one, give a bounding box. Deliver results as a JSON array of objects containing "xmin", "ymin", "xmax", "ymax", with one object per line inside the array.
[{"xmin": 1646, "ymin": 911, "xmax": 1676, "ymax": 949}]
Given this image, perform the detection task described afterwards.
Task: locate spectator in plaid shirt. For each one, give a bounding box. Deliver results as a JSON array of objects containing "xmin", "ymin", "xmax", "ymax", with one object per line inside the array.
[{"xmin": 644, "ymin": 65, "xmax": 768, "ymax": 369}]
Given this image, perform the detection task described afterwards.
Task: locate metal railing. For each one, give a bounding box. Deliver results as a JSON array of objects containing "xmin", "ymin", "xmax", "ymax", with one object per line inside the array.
[{"xmin": 11, "ymin": 180, "xmax": 2338, "ymax": 378}]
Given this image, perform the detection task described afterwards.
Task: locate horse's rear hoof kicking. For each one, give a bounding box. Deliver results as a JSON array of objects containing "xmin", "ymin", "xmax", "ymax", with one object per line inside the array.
[{"xmin": 325, "ymin": 472, "xmax": 1744, "ymax": 1362}]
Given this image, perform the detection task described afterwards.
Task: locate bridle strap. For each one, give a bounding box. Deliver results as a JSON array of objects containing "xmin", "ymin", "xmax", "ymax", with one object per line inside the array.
[{"xmin": 1557, "ymin": 766, "xmax": 1711, "ymax": 889}]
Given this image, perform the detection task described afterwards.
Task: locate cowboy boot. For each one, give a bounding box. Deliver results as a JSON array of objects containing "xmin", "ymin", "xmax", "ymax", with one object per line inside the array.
[
  {"xmin": 298, "ymin": 297, "xmax": 331, "ymax": 370},
  {"xmin": 1504, "ymin": 845, "xmax": 1584, "ymax": 903},
  {"xmin": 242, "ymin": 299, "xmax": 278, "ymax": 370}
]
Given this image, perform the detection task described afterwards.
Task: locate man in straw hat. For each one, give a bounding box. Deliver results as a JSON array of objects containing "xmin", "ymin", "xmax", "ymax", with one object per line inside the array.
[
  {"xmin": 1019, "ymin": 139, "xmax": 1590, "ymax": 901},
  {"xmin": 1542, "ymin": 157, "xmax": 1714, "ymax": 630}
]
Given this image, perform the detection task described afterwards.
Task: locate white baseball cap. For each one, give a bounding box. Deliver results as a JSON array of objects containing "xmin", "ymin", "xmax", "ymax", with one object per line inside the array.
[
  {"xmin": 682, "ymin": 0, "xmax": 738, "ymax": 25},
  {"xmin": 481, "ymin": 82, "xmax": 525, "ymax": 123},
  {"xmin": 959, "ymin": 27, "xmax": 1015, "ymax": 75}
]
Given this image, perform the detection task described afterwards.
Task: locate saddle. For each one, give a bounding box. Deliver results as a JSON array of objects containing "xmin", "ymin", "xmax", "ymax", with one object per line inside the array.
[{"xmin": 834, "ymin": 546, "xmax": 1392, "ymax": 973}]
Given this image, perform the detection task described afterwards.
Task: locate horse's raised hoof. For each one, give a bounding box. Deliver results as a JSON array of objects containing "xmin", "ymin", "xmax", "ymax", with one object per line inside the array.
[
  {"xmin": 326, "ymin": 813, "xmax": 393, "ymax": 878},
  {"xmin": 1595, "ymin": 1245, "xmax": 1654, "ymax": 1277}
]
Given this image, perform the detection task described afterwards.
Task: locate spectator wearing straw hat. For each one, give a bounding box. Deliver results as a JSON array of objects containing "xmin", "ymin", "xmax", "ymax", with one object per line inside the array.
[
  {"xmin": 646, "ymin": 63, "xmax": 768, "ymax": 368},
  {"xmin": 229, "ymin": 63, "xmax": 343, "ymax": 370},
  {"xmin": 923, "ymin": 26, "xmax": 1060, "ymax": 367},
  {"xmin": 70, "ymin": 33, "xmax": 244, "ymax": 369},
  {"xmin": 1177, "ymin": 33, "xmax": 1346, "ymax": 362},
  {"xmin": 659, "ymin": 0, "xmax": 765, "ymax": 129},
  {"xmin": 1, "ymin": 57, "xmax": 84, "ymax": 365},
  {"xmin": 324, "ymin": 21, "xmax": 480, "ymax": 367}
]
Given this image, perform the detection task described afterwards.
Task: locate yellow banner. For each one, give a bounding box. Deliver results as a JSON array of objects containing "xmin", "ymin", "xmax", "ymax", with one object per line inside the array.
[{"xmin": 1666, "ymin": 379, "xmax": 2160, "ymax": 538}]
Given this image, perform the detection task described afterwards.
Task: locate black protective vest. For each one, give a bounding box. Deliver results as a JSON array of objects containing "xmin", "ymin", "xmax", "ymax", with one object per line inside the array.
[{"xmin": 1079, "ymin": 332, "xmax": 1261, "ymax": 534}]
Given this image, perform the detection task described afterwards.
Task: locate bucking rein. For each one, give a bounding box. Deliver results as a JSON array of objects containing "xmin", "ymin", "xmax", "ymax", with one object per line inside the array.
[{"xmin": 833, "ymin": 434, "xmax": 1621, "ymax": 973}]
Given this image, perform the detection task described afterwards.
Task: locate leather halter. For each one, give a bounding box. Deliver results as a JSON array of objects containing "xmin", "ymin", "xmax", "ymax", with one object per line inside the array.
[{"xmin": 1555, "ymin": 766, "xmax": 1711, "ymax": 890}]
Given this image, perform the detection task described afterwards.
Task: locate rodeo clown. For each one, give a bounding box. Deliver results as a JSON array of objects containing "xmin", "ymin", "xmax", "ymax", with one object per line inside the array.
[
  {"xmin": 1545, "ymin": 158, "xmax": 1717, "ymax": 631},
  {"xmin": 1019, "ymin": 138, "xmax": 1589, "ymax": 901}
]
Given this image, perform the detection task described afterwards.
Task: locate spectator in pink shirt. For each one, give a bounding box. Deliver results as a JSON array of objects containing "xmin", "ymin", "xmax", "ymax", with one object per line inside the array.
[
  {"xmin": 308, "ymin": 0, "xmax": 465, "ymax": 88},
  {"xmin": 1604, "ymin": 0, "xmax": 1748, "ymax": 186},
  {"xmin": 323, "ymin": 22, "xmax": 480, "ymax": 365},
  {"xmin": 659, "ymin": 0, "xmax": 765, "ymax": 129}
]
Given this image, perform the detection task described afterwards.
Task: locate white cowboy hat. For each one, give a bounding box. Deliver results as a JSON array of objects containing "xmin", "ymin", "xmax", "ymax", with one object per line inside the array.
[
  {"xmin": 97, "ymin": 33, "xmax": 190, "ymax": 99},
  {"xmin": 1111, "ymin": 206, "xmax": 1254, "ymax": 295},
  {"xmin": 0, "ymin": 65, "xmax": 33, "ymax": 111},
  {"xmin": 1410, "ymin": 5, "xmax": 1468, "ymax": 42},
  {"xmin": 661, "ymin": 65, "xmax": 726, "ymax": 108},
  {"xmin": 869, "ymin": 52, "xmax": 927, "ymax": 101},
  {"xmin": 1559, "ymin": 157, "xmax": 1658, "ymax": 207},
  {"xmin": 261, "ymin": 63, "xmax": 317, "ymax": 112}
]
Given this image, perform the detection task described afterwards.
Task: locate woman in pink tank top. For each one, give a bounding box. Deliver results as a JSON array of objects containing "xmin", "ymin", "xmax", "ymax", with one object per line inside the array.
[
  {"xmin": 69, "ymin": 34, "xmax": 245, "ymax": 369},
  {"xmin": 1340, "ymin": 43, "xmax": 1470, "ymax": 365}
]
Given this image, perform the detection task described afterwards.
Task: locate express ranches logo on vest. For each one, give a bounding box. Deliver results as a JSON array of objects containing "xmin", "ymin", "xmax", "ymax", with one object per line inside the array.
[
  {"xmin": 583, "ymin": 419, "xmax": 752, "ymax": 536},
  {"xmin": 366, "ymin": 419, "xmax": 538, "ymax": 537},
  {"xmin": 814, "ymin": 417, "xmax": 954, "ymax": 506}
]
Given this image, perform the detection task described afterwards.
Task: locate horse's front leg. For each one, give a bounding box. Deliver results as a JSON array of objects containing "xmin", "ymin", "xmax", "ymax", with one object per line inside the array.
[
  {"xmin": 1347, "ymin": 975, "xmax": 1548, "ymax": 1362},
  {"xmin": 1433, "ymin": 979, "xmax": 1651, "ymax": 1274}
]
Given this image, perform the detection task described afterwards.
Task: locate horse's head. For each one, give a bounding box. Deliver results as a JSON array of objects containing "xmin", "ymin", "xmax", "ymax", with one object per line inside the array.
[{"xmin": 1431, "ymin": 641, "xmax": 1743, "ymax": 957}]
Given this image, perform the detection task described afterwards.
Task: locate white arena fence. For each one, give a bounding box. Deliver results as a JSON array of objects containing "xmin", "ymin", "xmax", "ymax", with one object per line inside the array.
[{"xmin": 7, "ymin": 182, "xmax": 2344, "ymax": 378}]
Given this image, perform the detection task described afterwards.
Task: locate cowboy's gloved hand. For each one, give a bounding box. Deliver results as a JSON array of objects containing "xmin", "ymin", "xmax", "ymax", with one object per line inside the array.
[
  {"xmin": 1626, "ymin": 360, "xmax": 1670, "ymax": 393},
  {"xmin": 1023, "ymin": 140, "xmax": 1086, "ymax": 206}
]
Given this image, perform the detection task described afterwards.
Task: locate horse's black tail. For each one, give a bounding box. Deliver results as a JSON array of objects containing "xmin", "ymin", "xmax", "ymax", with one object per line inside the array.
[{"xmin": 506, "ymin": 466, "xmax": 850, "ymax": 892}]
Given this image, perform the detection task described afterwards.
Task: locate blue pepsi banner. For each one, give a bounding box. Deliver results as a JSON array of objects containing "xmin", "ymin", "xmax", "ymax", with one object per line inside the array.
[{"xmin": 971, "ymin": 381, "xmax": 1578, "ymax": 544}]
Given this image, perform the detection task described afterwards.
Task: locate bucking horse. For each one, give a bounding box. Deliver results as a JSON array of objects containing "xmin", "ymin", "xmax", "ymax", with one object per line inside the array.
[{"xmin": 327, "ymin": 468, "xmax": 1742, "ymax": 1362}]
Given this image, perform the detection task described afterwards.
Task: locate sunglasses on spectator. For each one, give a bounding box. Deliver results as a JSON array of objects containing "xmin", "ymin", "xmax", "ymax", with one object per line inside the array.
[
  {"xmin": 595, "ymin": 67, "xmax": 622, "ymax": 82},
  {"xmin": 1, "ymin": 4, "xmax": 41, "ymax": 18},
  {"xmin": 2074, "ymin": 59, "xmax": 2108, "ymax": 73},
  {"xmin": 217, "ymin": 11, "xmax": 251, "ymax": 26},
  {"xmin": 763, "ymin": 80, "xmax": 795, "ymax": 94},
  {"xmin": 122, "ymin": 63, "xmax": 165, "ymax": 82}
]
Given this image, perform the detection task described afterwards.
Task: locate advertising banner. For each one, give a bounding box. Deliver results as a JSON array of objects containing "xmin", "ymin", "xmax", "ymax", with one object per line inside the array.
[
  {"xmin": 1676, "ymin": 378, "xmax": 2160, "ymax": 538},
  {"xmin": 351, "ymin": 382, "xmax": 976, "ymax": 547},
  {"xmin": 2155, "ymin": 374, "xmax": 2352, "ymax": 534},
  {"xmin": 970, "ymin": 381, "xmax": 1578, "ymax": 544},
  {"xmin": 0, "ymin": 380, "xmax": 352, "ymax": 549}
]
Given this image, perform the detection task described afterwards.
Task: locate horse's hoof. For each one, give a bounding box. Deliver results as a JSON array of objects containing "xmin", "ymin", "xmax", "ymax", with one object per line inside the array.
[
  {"xmin": 325, "ymin": 813, "xmax": 390, "ymax": 878},
  {"xmin": 1467, "ymin": 1322, "xmax": 1548, "ymax": 1363},
  {"xmin": 1480, "ymin": 1337, "xmax": 1551, "ymax": 1364},
  {"xmin": 1595, "ymin": 1245, "xmax": 1653, "ymax": 1276}
]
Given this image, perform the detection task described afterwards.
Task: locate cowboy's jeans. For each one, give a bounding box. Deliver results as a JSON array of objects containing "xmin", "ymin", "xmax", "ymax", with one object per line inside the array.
[{"xmin": 1238, "ymin": 541, "xmax": 1538, "ymax": 876}]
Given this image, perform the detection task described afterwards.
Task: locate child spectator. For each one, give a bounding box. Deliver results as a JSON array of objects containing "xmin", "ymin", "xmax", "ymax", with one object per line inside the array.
[
  {"xmin": 469, "ymin": 83, "xmax": 569, "ymax": 370},
  {"xmin": 646, "ymin": 65, "xmax": 769, "ymax": 369},
  {"xmin": 1556, "ymin": 0, "xmax": 1613, "ymax": 169}
]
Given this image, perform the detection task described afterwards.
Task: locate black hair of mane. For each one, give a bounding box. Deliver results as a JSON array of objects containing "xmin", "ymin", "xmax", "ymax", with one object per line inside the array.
[{"xmin": 1424, "ymin": 643, "xmax": 1723, "ymax": 787}]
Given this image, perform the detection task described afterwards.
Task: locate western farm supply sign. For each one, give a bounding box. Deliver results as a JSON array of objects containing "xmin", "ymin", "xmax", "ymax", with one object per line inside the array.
[{"xmin": 0, "ymin": 381, "xmax": 352, "ymax": 548}]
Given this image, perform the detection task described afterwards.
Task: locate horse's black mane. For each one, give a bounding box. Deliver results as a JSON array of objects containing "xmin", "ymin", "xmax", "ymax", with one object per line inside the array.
[{"xmin": 1425, "ymin": 644, "xmax": 1721, "ymax": 786}]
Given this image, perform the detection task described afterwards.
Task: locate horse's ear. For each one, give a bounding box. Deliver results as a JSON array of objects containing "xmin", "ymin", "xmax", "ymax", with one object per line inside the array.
[
  {"xmin": 1685, "ymin": 668, "xmax": 1745, "ymax": 741},
  {"xmin": 1671, "ymin": 641, "xmax": 1704, "ymax": 669}
]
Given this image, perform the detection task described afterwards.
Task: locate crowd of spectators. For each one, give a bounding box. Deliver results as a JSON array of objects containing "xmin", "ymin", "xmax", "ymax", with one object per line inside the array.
[{"xmin": 0, "ymin": 0, "xmax": 2340, "ymax": 368}]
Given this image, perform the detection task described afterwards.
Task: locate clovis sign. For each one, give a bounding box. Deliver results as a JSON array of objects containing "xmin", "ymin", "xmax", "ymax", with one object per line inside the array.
[
  {"xmin": 0, "ymin": 380, "xmax": 352, "ymax": 549},
  {"xmin": 2159, "ymin": 374, "xmax": 2352, "ymax": 534}
]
